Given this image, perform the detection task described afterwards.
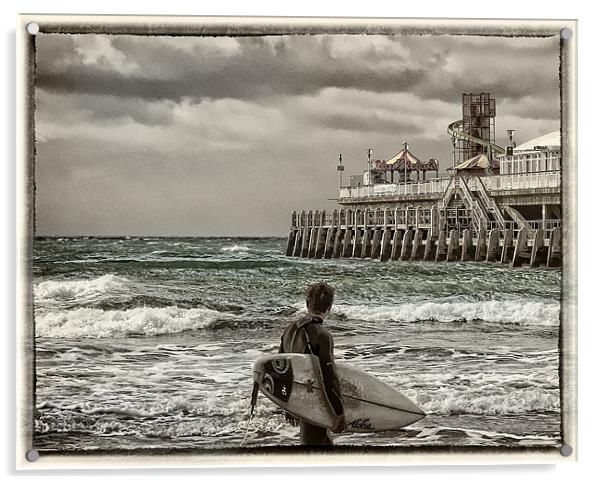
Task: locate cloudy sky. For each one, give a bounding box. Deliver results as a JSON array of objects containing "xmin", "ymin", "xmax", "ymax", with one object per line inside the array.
[{"xmin": 35, "ymin": 33, "xmax": 560, "ymax": 236}]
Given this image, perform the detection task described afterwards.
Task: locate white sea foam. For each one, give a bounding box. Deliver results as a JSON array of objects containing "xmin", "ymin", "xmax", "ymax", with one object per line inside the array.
[
  {"xmin": 35, "ymin": 306, "xmax": 229, "ymax": 338},
  {"xmin": 418, "ymin": 388, "xmax": 560, "ymax": 415},
  {"xmin": 34, "ymin": 275, "xmax": 129, "ymax": 304},
  {"xmin": 333, "ymin": 300, "xmax": 560, "ymax": 326},
  {"xmin": 220, "ymin": 244, "xmax": 249, "ymax": 252}
]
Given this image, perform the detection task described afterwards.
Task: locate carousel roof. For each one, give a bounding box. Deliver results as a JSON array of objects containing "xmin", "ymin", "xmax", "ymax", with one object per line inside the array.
[
  {"xmin": 384, "ymin": 148, "xmax": 422, "ymax": 165},
  {"xmin": 448, "ymin": 153, "xmax": 499, "ymax": 171}
]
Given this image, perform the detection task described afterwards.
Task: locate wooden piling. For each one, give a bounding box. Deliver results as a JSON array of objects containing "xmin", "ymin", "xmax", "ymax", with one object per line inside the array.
[
  {"xmin": 292, "ymin": 230, "xmax": 302, "ymax": 257},
  {"xmin": 285, "ymin": 230, "xmax": 296, "ymax": 256},
  {"xmin": 500, "ymin": 229, "xmax": 514, "ymax": 263},
  {"xmin": 380, "ymin": 230, "xmax": 392, "ymax": 262},
  {"xmin": 435, "ymin": 230, "xmax": 447, "ymax": 261},
  {"xmin": 391, "ymin": 229, "xmax": 403, "ymax": 261},
  {"xmin": 485, "ymin": 229, "xmax": 499, "ymax": 262},
  {"xmin": 474, "ymin": 229, "xmax": 487, "ymax": 262},
  {"xmin": 410, "ymin": 229, "xmax": 424, "ymax": 261},
  {"xmin": 529, "ymin": 229, "xmax": 546, "ymax": 267},
  {"xmin": 370, "ymin": 229, "xmax": 382, "ymax": 259},
  {"xmin": 314, "ymin": 227, "xmax": 327, "ymax": 258},
  {"xmin": 360, "ymin": 229, "xmax": 372, "ymax": 259},
  {"xmin": 400, "ymin": 229, "xmax": 414, "ymax": 261},
  {"xmin": 423, "ymin": 229, "xmax": 436, "ymax": 261},
  {"xmin": 300, "ymin": 227, "xmax": 310, "ymax": 258},
  {"xmin": 332, "ymin": 228, "xmax": 343, "ymax": 258},
  {"xmin": 461, "ymin": 229, "xmax": 474, "ymax": 261},
  {"xmin": 307, "ymin": 228, "xmax": 317, "ymax": 258},
  {"xmin": 342, "ymin": 229, "xmax": 353, "ymax": 258},
  {"xmin": 352, "ymin": 228, "xmax": 363, "ymax": 258},
  {"xmin": 447, "ymin": 229, "xmax": 460, "ymax": 262},
  {"xmin": 323, "ymin": 227, "xmax": 336, "ymax": 259},
  {"xmin": 511, "ymin": 228, "xmax": 529, "ymax": 267},
  {"xmin": 547, "ymin": 227, "xmax": 561, "ymax": 267}
]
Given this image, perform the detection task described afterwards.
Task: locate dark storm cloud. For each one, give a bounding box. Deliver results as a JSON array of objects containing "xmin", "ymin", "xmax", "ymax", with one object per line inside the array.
[
  {"xmin": 36, "ymin": 34, "xmax": 558, "ymax": 106},
  {"xmin": 37, "ymin": 34, "xmax": 427, "ymax": 102},
  {"xmin": 34, "ymin": 33, "xmax": 560, "ymax": 236}
]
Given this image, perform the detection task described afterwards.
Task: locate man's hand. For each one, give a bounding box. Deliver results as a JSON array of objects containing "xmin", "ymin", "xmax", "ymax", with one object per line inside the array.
[
  {"xmin": 332, "ymin": 414, "xmax": 346, "ymax": 434},
  {"xmin": 285, "ymin": 412, "xmax": 299, "ymax": 427}
]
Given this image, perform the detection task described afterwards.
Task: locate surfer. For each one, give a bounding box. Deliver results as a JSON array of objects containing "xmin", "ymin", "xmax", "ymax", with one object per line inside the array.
[{"xmin": 278, "ymin": 282, "xmax": 346, "ymax": 445}]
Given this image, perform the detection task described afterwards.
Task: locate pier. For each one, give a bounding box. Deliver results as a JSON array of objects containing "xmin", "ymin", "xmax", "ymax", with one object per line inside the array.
[
  {"xmin": 285, "ymin": 93, "xmax": 562, "ymax": 268},
  {"xmin": 286, "ymin": 203, "xmax": 561, "ymax": 268}
]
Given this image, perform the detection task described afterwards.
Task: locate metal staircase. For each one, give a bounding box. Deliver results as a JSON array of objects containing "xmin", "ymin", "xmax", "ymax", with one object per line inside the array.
[
  {"xmin": 456, "ymin": 176, "xmax": 489, "ymax": 231},
  {"xmin": 471, "ymin": 176, "xmax": 505, "ymax": 227}
]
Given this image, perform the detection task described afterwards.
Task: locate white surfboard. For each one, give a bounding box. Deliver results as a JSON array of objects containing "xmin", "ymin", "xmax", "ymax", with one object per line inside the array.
[{"xmin": 253, "ymin": 353, "xmax": 425, "ymax": 433}]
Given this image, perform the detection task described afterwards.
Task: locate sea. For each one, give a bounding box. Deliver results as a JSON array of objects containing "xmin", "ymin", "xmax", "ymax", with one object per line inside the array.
[{"xmin": 33, "ymin": 236, "xmax": 562, "ymax": 451}]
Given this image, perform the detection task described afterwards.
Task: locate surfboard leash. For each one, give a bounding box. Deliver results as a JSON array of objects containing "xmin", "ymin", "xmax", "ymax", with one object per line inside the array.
[{"xmin": 239, "ymin": 382, "xmax": 259, "ymax": 448}]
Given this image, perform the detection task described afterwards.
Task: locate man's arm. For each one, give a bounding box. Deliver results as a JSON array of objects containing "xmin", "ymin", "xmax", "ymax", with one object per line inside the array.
[{"xmin": 316, "ymin": 329, "xmax": 346, "ymax": 431}]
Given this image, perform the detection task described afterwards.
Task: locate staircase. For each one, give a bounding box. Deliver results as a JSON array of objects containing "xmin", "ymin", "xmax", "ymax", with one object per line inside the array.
[
  {"xmin": 471, "ymin": 176, "xmax": 505, "ymax": 227},
  {"xmin": 456, "ymin": 176, "xmax": 489, "ymax": 232}
]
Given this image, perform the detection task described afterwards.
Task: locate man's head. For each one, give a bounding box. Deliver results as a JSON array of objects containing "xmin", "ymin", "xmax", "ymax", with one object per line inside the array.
[{"xmin": 305, "ymin": 283, "xmax": 335, "ymax": 315}]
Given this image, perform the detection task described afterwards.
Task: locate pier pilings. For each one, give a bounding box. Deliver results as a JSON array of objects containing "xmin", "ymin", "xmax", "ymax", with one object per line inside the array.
[
  {"xmin": 391, "ymin": 229, "xmax": 404, "ymax": 261},
  {"xmin": 461, "ymin": 229, "xmax": 475, "ymax": 261},
  {"xmin": 380, "ymin": 230, "xmax": 392, "ymax": 262},
  {"xmin": 323, "ymin": 227, "xmax": 336, "ymax": 259},
  {"xmin": 529, "ymin": 229, "xmax": 546, "ymax": 267},
  {"xmin": 400, "ymin": 229, "xmax": 414, "ymax": 261},
  {"xmin": 485, "ymin": 229, "xmax": 500, "ymax": 262},
  {"xmin": 423, "ymin": 229, "xmax": 436, "ymax": 261},
  {"xmin": 511, "ymin": 228, "xmax": 530, "ymax": 267},
  {"xmin": 447, "ymin": 230, "xmax": 460, "ymax": 262},
  {"xmin": 287, "ymin": 209, "xmax": 561, "ymax": 268},
  {"xmin": 547, "ymin": 227, "xmax": 561, "ymax": 267},
  {"xmin": 474, "ymin": 229, "xmax": 487, "ymax": 262},
  {"xmin": 370, "ymin": 229, "xmax": 382, "ymax": 259}
]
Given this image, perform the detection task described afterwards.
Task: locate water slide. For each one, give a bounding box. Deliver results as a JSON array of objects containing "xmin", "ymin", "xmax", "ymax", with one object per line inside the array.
[{"xmin": 447, "ymin": 120, "xmax": 506, "ymax": 156}]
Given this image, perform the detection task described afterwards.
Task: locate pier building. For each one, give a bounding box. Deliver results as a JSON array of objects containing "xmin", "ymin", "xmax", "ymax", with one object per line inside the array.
[{"xmin": 286, "ymin": 93, "xmax": 561, "ymax": 267}]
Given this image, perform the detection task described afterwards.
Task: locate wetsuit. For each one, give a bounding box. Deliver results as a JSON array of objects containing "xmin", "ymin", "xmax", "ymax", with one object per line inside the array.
[{"xmin": 278, "ymin": 314, "xmax": 345, "ymax": 445}]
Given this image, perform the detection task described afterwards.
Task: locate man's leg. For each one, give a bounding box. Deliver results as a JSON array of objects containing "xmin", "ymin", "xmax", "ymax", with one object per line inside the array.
[{"xmin": 300, "ymin": 421, "xmax": 333, "ymax": 445}]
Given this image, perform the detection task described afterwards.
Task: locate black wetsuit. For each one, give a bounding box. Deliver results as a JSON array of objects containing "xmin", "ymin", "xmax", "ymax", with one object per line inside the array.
[{"xmin": 278, "ymin": 314, "xmax": 345, "ymax": 445}]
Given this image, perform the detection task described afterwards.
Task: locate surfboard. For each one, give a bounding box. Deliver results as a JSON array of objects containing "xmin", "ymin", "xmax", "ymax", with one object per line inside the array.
[{"xmin": 252, "ymin": 353, "xmax": 426, "ymax": 433}]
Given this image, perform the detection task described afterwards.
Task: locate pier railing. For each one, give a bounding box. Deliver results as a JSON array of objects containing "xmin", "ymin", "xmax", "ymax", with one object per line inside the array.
[
  {"xmin": 292, "ymin": 208, "xmax": 560, "ymax": 241},
  {"xmin": 339, "ymin": 171, "xmax": 561, "ymax": 200},
  {"xmin": 339, "ymin": 178, "xmax": 448, "ymax": 200},
  {"xmin": 478, "ymin": 171, "xmax": 561, "ymax": 192},
  {"xmin": 292, "ymin": 207, "xmax": 435, "ymax": 230}
]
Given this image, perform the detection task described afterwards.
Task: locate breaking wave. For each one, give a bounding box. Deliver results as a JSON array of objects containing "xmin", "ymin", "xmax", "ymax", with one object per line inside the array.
[
  {"xmin": 220, "ymin": 244, "xmax": 250, "ymax": 253},
  {"xmin": 35, "ymin": 306, "xmax": 234, "ymax": 339},
  {"xmin": 418, "ymin": 388, "xmax": 560, "ymax": 415},
  {"xmin": 34, "ymin": 275, "xmax": 129, "ymax": 304},
  {"xmin": 334, "ymin": 299, "xmax": 560, "ymax": 326}
]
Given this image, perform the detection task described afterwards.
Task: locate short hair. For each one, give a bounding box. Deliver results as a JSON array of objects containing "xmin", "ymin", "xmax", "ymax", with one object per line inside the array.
[{"xmin": 306, "ymin": 283, "xmax": 335, "ymax": 313}]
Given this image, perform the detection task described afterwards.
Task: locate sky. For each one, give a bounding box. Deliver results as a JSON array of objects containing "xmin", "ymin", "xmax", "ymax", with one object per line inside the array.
[{"xmin": 34, "ymin": 33, "xmax": 560, "ymax": 236}]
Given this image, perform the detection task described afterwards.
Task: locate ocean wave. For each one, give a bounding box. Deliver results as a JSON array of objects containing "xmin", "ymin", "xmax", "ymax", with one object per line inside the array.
[
  {"xmin": 220, "ymin": 244, "xmax": 250, "ymax": 253},
  {"xmin": 34, "ymin": 275, "xmax": 129, "ymax": 304},
  {"xmin": 333, "ymin": 300, "xmax": 560, "ymax": 326},
  {"xmin": 35, "ymin": 306, "xmax": 233, "ymax": 339},
  {"xmin": 417, "ymin": 388, "xmax": 560, "ymax": 415}
]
